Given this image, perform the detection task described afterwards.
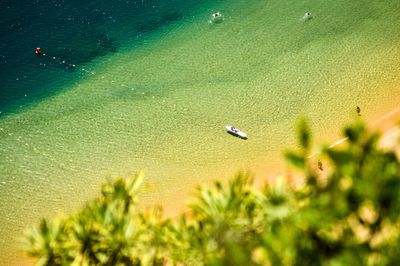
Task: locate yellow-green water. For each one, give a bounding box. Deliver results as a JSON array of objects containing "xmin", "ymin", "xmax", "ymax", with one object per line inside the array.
[{"xmin": 1, "ymin": 0, "xmax": 400, "ymax": 264}]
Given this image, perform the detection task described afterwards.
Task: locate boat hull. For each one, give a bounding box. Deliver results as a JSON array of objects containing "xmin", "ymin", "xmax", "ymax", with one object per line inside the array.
[{"xmin": 225, "ymin": 125, "xmax": 247, "ymax": 139}]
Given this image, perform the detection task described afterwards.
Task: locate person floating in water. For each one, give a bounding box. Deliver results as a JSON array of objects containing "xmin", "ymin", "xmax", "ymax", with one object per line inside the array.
[
  {"xmin": 318, "ymin": 160, "xmax": 324, "ymax": 171},
  {"xmin": 210, "ymin": 12, "xmax": 223, "ymax": 23},
  {"xmin": 356, "ymin": 106, "xmax": 361, "ymax": 116},
  {"xmin": 303, "ymin": 12, "xmax": 312, "ymax": 21}
]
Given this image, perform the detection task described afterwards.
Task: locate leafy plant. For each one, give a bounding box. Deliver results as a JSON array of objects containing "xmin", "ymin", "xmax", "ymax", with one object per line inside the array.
[{"xmin": 23, "ymin": 121, "xmax": 400, "ymax": 266}]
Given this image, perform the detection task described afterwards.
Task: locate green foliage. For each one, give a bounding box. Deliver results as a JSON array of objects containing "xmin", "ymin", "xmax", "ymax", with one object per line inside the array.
[
  {"xmin": 285, "ymin": 118, "xmax": 312, "ymax": 171},
  {"xmin": 297, "ymin": 118, "xmax": 312, "ymax": 151},
  {"xmin": 23, "ymin": 173, "xmax": 166, "ymax": 266},
  {"xmin": 23, "ymin": 122, "xmax": 400, "ymax": 266}
]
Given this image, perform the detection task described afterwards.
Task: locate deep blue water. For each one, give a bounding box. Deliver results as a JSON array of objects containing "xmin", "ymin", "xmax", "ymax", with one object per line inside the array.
[{"xmin": 0, "ymin": 0, "xmax": 206, "ymax": 115}]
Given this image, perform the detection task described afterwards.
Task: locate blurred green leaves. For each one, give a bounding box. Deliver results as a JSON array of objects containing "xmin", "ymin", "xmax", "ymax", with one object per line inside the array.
[
  {"xmin": 285, "ymin": 118, "xmax": 312, "ymax": 170},
  {"xmin": 23, "ymin": 121, "xmax": 400, "ymax": 266}
]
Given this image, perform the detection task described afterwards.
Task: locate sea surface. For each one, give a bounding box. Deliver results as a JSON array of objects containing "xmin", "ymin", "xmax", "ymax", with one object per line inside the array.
[{"xmin": 1, "ymin": 0, "xmax": 400, "ymax": 264}]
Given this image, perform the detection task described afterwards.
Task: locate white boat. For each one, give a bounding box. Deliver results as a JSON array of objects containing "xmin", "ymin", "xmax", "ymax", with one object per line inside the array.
[{"xmin": 225, "ymin": 125, "xmax": 247, "ymax": 139}]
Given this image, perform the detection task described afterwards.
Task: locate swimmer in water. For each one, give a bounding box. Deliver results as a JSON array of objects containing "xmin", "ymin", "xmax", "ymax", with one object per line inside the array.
[
  {"xmin": 210, "ymin": 12, "xmax": 223, "ymax": 23},
  {"xmin": 318, "ymin": 160, "xmax": 323, "ymax": 171},
  {"xmin": 303, "ymin": 12, "xmax": 312, "ymax": 21}
]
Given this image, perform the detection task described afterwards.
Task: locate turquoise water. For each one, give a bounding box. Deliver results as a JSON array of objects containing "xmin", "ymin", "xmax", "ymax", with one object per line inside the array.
[
  {"xmin": 1, "ymin": 0, "xmax": 400, "ymax": 265},
  {"xmin": 0, "ymin": 0, "xmax": 207, "ymax": 114}
]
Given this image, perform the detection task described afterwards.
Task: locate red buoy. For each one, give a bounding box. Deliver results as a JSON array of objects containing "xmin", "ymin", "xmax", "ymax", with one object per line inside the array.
[{"xmin": 35, "ymin": 47, "xmax": 41, "ymax": 56}]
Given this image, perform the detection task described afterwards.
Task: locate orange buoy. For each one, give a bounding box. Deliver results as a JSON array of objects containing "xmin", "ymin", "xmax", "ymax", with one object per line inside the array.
[{"xmin": 35, "ymin": 47, "xmax": 41, "ymax": 55}]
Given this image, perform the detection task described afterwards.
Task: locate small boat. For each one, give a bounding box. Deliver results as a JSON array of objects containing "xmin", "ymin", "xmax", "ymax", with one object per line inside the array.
[{"xmin": 225, "ymin": 125, "xmax": 247, "ymax": 139}]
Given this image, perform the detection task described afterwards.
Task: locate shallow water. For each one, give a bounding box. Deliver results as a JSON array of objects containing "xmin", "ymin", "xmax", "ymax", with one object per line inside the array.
[{"xmin": 1, "ymin": 0, "xmax": 400, "ymax": 264}]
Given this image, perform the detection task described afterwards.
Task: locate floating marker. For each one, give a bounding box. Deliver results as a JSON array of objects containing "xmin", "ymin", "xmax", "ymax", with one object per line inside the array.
[{"xmin": 35, "ymin": 47, "xmax": 41, "ymax": 55}]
